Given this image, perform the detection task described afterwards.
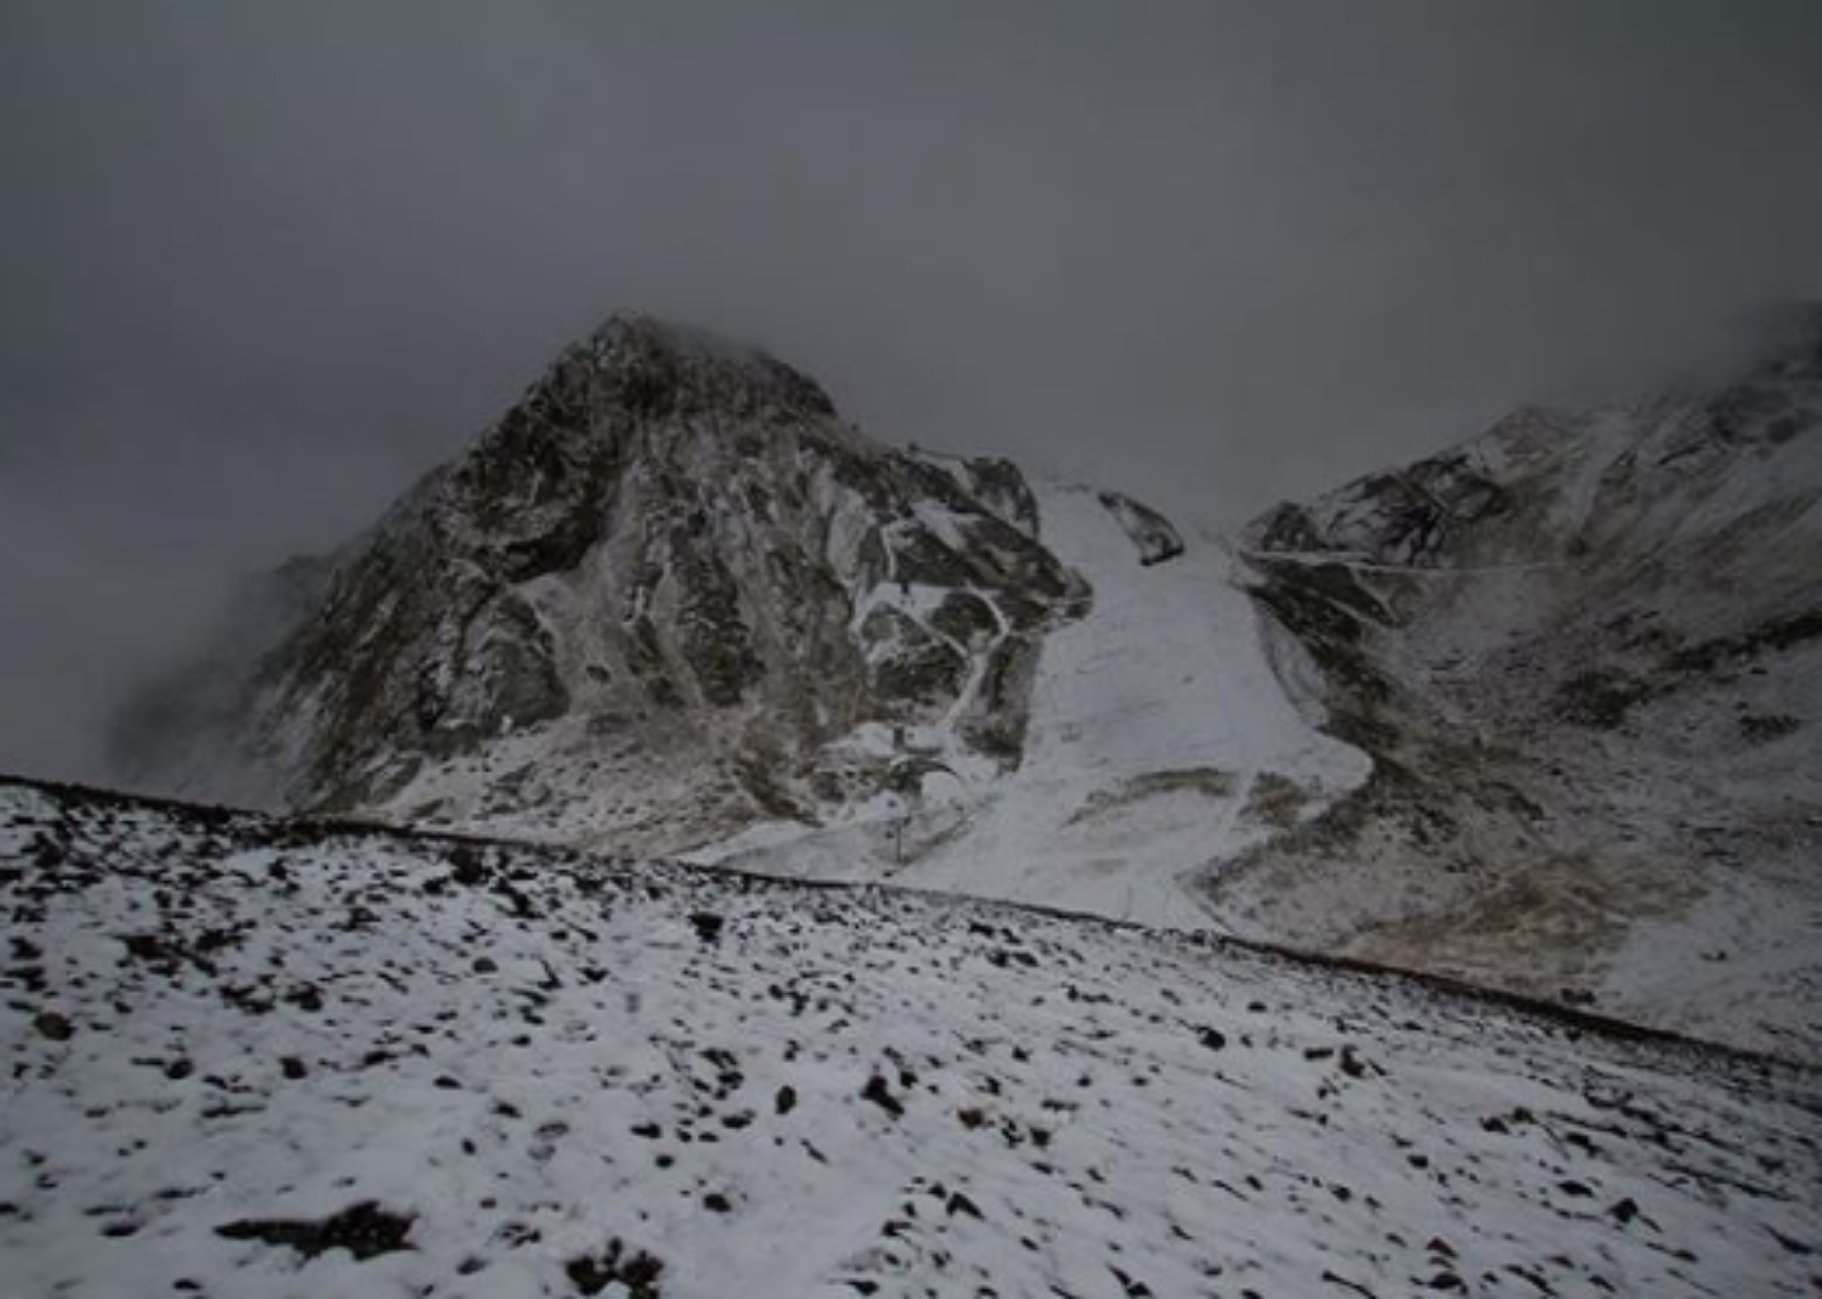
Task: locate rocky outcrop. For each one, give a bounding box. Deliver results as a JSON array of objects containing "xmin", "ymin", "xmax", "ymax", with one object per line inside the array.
[
  {"xmin": 117, "ymin": 316, "xmax": 1085, "ymax": 851},
  {"xmin": 1096, "ymin": 490, "xmax": 1185, "ymax": 566}
]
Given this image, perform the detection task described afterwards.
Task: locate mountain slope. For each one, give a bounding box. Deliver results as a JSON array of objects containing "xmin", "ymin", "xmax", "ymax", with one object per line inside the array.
[
  {"xmin": 4, "ymin": 777, "xmax": 1819, "ymax": 1298},
  {"xmin": 1219, "ymin": 320, "xmax": 1822, "ymax": 1060},
  {"xmin": 699, "ymin": 481, "xmax": 1369, "ymax": 928},
  {"xmin": 109, "ymin": 310, "xmax": 1822, "ymax": 1062},
  {"xmin": 114, "ymin": 313, "xmax": 1367, "ymax": 928},
  {"xmin": 116, "ymin": 316, "xmax": 1083, "ymax": 855}
]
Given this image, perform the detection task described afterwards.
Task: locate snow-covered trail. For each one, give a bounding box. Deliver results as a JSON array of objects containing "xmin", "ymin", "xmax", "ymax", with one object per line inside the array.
[{"xmin": 897, "ymin": 483, "xmax": 1369, "ymax": 925}]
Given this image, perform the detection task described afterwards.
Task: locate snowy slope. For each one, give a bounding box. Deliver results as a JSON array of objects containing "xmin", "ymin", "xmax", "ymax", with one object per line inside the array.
[
  {"xmin": 694, "ymin": 482, "xmax": 1368, "ymax": 925},
  {"xmin": 1222, "ymin": 328, "xmax": 1822, "ymax": 1061},
  {"xmin": 105, "ymin": 310, "xmax": 1822, "ymax": 1069},
  {"xmin": 3, "ymin": 777, "xmax": 1819, "ymax": 1298}
]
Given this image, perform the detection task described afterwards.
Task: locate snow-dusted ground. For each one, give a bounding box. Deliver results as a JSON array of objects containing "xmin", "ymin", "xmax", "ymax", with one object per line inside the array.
[
  {"xmin": 5, "ymin": 777, "xmax": 1818, "ymax": 1298},
  {"xmin": 698, "ymin": 483, "xmax": 1368, "ymax": 925},
  {"xmin": 1220, "ymin": 377, "xmax": 1822, "ymax": 1061}
]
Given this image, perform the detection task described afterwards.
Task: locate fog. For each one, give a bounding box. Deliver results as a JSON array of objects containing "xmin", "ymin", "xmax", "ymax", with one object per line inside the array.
[{"xmin": 3, "ymin": 1, "xmax": 1820, "ymax": 779}]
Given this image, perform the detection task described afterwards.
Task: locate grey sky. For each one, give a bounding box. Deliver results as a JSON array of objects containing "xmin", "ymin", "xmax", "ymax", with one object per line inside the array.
[{"xmin": 3, "ymin": 1, "xmax": 1821, "ymax": 780}]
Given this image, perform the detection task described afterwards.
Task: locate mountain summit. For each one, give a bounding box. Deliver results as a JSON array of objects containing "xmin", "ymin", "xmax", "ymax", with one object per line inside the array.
[{"xmin": 117, "ymin": 315, "xmax": 1089, "ymax": 852}]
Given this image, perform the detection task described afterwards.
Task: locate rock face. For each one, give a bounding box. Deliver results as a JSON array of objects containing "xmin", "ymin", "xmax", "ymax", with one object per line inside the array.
[
  {"xmin": 1095, "ymin": 489, "xmax": 1185, "ymax": 566},
  {"xmin": 1217, "ymin": 313, "xmax": 1822, "ymax": 1059},
  {"xmin": 117, "ymin": 316, "xmax": 1084, "ymax": 852}
]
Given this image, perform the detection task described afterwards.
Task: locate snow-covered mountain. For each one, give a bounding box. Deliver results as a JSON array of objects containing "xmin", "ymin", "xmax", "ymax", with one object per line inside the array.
[
  {"xmin": 115, "ymin": 312, "xmax": 1370, "ymax": 928},
  {"xmin": 1220, "ymin": 316, "xmax": 1822, "ymax": 1061},
  {"xmin": 693, "ymin": 482, "xmax": 1368, "ymax": 929},
  {"xmin": 5, "ymin": 776, "xmax": 1818, "ymax": 1298},
  {"xmin": 112, "ymin": 310, "xmax": 1822, "ymax": 1063},
  {"xmin": 116, "ymin": 316, "xmax": 1088, "ymax": 856}
]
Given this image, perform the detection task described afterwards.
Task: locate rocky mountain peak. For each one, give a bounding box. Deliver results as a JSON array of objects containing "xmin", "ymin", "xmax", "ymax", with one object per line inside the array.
[
  {"xmin": 574, "ymin": 313, "xmax": 838, "ymax": 425},
  {"xmin": 443, "ymin": 314, "xmax": 843, "ymax": 575},
  {"xmin": 118, "ymin": 313, "xmax": 1089, "ymax": 852},
  {"xmin": 489, "ymin": 312, "xmax": 839, "ymax": 463}
]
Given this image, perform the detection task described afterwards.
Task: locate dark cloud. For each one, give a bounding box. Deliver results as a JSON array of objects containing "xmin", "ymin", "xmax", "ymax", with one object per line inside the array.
[{"xmin": 3, "ymin": 1, "xmax": 1820, "ymax": 779}]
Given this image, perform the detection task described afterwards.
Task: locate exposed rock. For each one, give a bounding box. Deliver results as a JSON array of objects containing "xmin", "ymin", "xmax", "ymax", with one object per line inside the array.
[
  {"xmin": 116, "ymin": 315, "xmax": 1084, "ymax": 852},
  {"xmin": 1097, "ymin": 490, "xmax": 1185, "ymax": 566},
  {"xmin": 215, "ymin": 1202, "xmax": 414, "ymax": 1261}
]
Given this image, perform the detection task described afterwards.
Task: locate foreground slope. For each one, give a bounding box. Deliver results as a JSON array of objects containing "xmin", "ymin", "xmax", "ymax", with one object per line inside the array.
[
  {"xmin": 1223, "ymin": 319, "xmax": 1822, "ymax": 1060},
  {"xmin": 4, "ymin": 778, "xmax": 1818, "ymax": 1298}
]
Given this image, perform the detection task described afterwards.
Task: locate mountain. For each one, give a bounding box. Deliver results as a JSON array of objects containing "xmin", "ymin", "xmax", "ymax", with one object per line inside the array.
[
  {"xmin": 112, "ymin": 309, "xmax": 1822, "ymax": 1062},
  {"xmin": 116, "ymin": 315, "xmax": 1090, "ymax": 856},
  {"xmin": 1218, "ymin": 315, "xmax": 1822, "ymax": 1060},
  {"xmin": 694, "ymin": 481, "xmax": 1369, "ymax": 928},
  {"xmin": 5, "ymin": 775, "xmax": 1818, "ymax": 1297},
  {"xmin": 116, "ymin": 312, "xmax": 1368, "ymax": 928}
]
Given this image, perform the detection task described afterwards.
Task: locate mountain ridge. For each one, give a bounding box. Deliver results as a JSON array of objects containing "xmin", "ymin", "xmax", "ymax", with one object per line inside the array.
[
  {"xmin": 114, "ymin": 313, "xmax": 1091, "ymax": 857},
  {"xmin": 109, "ymin": 309, "xmax": 1822, "ymax": 1060},
  {"xmin": 1217, "ymin": 317, "xmax": 1822, "ymax": 1058}
]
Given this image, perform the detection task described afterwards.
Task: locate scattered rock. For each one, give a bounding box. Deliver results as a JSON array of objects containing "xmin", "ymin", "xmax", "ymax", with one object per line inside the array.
[
  {"xmin": 32, "ymin": 1011, "xmax": 73, "ymax": 1041},
  {"xmin": 566, "ymin": 1238, "xmax": 665, "ymax": 1297},
  {"xmin": 215, "ymin": 1201, "xmax": 415, "ymax": 1261},
  {"xmin": 860, "ymin": 1074, "xmax": 904, "ymax": 1118}
]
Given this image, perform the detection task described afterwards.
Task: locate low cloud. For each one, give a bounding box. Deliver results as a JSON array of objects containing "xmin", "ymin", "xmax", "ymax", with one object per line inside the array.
[{"xmin": 2, "ymin": 1, "xmax": 1819, "ymax": 780}]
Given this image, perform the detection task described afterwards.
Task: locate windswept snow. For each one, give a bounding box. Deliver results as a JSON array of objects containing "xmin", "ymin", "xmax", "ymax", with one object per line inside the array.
[{"xmin": 2, "ymin": 778, "xmax": 1818, "ymax": 1298}]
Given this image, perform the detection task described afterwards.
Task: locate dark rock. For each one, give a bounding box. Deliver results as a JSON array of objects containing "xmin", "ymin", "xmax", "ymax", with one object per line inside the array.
[
  {"xmin": 215, "ymin": 1201, "xmax": 414, "ymax": 1261},
  {"xmin": 1097, "ymin": 490, "xmax": 1185, "ymax": 566},
  {"xmin": 860, "ymin": 1074, "xmax": 904, "ymax": 1118},
  {"xmin": 33, "ymin": 1011, "xmax": 73, "ymax": 1041},
  {"xmin": 565, "ymin": 1238, "xmax": 665, "ymax": 1297}
]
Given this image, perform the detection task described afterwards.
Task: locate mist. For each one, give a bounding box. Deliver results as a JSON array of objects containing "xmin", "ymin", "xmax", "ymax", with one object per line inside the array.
[{"xmin": 3, "ymin": 0, "xmax": 1820, "ymax": 781}]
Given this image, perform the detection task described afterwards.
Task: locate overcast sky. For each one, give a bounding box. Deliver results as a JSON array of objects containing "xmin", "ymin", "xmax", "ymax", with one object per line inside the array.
[{"xmin": 3, "ymin": 1, "xmax": 1821, "ymax": 781}]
